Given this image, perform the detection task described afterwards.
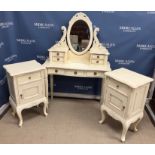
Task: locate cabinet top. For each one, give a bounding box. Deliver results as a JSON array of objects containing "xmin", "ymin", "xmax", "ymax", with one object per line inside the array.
[
  {"xmin": 3, "ymin": 60, "xmax": 45, "ymax": 76},
  {"xmin": 105, "ymin": 68, "xmax": 154, "ymax": 88}
]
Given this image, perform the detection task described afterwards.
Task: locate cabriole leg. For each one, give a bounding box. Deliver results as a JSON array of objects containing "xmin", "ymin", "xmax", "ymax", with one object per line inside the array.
[
  {"xmin": 50, "ymin": 75, "xmax": 54, "ymax": 101},
  {"xmin": 99, "ymin": 109, "xmax": 106, "ymax": 124},
  {"xmin": 16, "ymin": 109, "xmax": 23, "ymax": 127},
  {"xmin": 121, "ymin": 123, "xmax": 130, "ymax": 142},
  {"xmin": 43, "ymin": 101, "xmax": 48, "ymax": 117},
  {"xmin": 11, "ymin": 107, "xmax": 16, "ymax": 117},
  {"xmin": 130, "ymin": 117, "xmax": 143, "ymax": 132}
]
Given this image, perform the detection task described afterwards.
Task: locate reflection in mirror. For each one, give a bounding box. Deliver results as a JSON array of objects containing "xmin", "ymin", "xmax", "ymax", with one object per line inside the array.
[{"xmin": 70, "ymin": 20, "xmax": 90, "ymax": 52}]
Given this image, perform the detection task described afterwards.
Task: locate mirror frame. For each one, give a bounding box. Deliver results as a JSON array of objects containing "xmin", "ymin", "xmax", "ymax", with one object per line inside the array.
[{"xmin": 67, "ymin": 12, "xmax": 93, "ymax": 55}]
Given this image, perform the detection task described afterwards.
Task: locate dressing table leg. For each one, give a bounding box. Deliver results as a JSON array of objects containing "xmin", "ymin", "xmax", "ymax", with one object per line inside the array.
[
  {"xmin": 100, "ymin": 78, "xmax": 104, "ymax": 104},
  {"xmin": 50, "ymin": 75, "xmax": 54, "ymax": 101}
]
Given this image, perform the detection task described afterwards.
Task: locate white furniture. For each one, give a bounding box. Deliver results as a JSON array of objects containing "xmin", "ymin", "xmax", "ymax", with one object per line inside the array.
[
  {"xmin": 99, "ymin": 68, "xmax": 153, "ymax": 142},
  {"xmin": 3, "ymin": 60, "xmax": 48, "ymax": 127},
  {"xmin": 44, "ymin": 12, "xmax": 111, "ymax": 101}
]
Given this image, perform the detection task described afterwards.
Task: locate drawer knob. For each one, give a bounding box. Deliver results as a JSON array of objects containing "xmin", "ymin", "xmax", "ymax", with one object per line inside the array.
[
  {"xmin": 94, "ymin": 72, "xmax": 97, "ymax": 75},
  {"xmin": 28, "ymin": 76, "xmax": 31, "ymax": 80},
  {"xmin": 116, "ymin": 85, "xmax": 119, "ymax": 88},
  {"xmin": 122, "ymin": 106, "xmax": 125, "ymax": 111},
  {"xmin": 55, "ymin": 69, "xmax": 58, "ymax": 73},
  {"xmin": 20, "ymin": 94, "xmax": 23, "ymax": 99},
  {"xmin": 57, "ymin": 58, "xmax": 59, "ymax": 61},
  {"xmin": 97, "ymin": 55, "xmax": 99, "ymax": 58},
  {"xmin": 96, "ymin": 61, "xmax": 99, "ymax": 63},
  {"xmin": 57, "ymin": 53, "xmax": 59, "ymax": 56},
  {"xmin": 74, "ymin": 71, "xmax": 77, "ymax": 75}
]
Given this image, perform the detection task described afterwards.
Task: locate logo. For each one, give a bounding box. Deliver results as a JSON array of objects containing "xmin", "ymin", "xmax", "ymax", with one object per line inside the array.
[
  {"xmin": 16, "ymin": 39, "xmax": 36, "ymax": 45},
  {"xmin": 101, "ymin": 11, "xmax": 115, "ymax": 14},
  {"xmin": 102, "ymin": 42, "xmax": 116, "ymax": 49},
  {"xmin": 34, "ymin": 22, "xmax": 54, "ymax": 29},
  {"xmin": 119, "ymin": 26, "xmax": 141, "ymax": 33},
  {"xmin": 4, "ymin": 54, "xmax": 17, "ymax": 63},
  {"xmin": 137, "ymin": 44, "xmax": 155, "ymax": 51},
  {"xmin": 147, "ymin": 11, "xmax": 155, "ymax": 14},
  {"xmin": 0, "ymin": 75, "xmax": 6, "ymax": 86},
  {"xmin": 115, "ymin": 59, "xmax": 135, "ymax": 65},
  {"xmin": 36, "ymin": 55, "xmax": 48, "ymax": 61},
  {"xmin": 74, "ymin": 85, "xmax": 92, "ymax": 91},
  {"xmin": 0, "ymin": 21, "xmax": 14, "ymax": 29},
  {"xmin": 0, "ymin": 42, "xmax": 4, "ymax": 48}
]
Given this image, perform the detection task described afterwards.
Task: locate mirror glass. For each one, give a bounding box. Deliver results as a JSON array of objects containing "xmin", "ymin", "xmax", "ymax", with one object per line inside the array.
[{"xmin": 70, "ymin": 20, "xmax": 90, "ymax": 52}]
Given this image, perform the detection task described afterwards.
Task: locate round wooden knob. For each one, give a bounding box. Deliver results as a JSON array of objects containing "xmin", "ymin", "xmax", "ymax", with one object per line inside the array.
[
  {"xmin": 28, "ymin": 76, "xmax": 31, "ymax": 80},
  {"xmin": 57, "ymin": 58, "xmax": 59, "ymax": 61},
  {"xmin": 74, "ymin": 71, "xmax": 77, "ymax": 75},
  {"xmin": 97, "ymin": 55, "xmax": 99, "ymax": 58},
  {"xmin": 116, "ymin": 85, "xmax": 119, "ymax": 88},
  {"xmin": 20, "ymin": 94, "xmax": 23, "ymax": 99},
  {"xmin": 122, "ymin": 106, "xmax": 125, "ymax": 111},
  {"xmin": 57, "ymin": 53, "xmax": 59, "ymax": 56},
  {"xmin": 94, "ymin": 72, "xmax": 97, "ymax": 75},
  {"xmin": 96, "ymin": 61, "xmax": 99, "ymax": 63},
  {"xmin": 55, "ymin": 69, "xmax": 58, "ymax": 73}
]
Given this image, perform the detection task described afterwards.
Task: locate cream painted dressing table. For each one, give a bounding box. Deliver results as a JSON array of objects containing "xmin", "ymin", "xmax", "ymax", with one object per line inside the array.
[{"xmin": 43, "ymin": 12, "xmax": 111, "ymax": 102}]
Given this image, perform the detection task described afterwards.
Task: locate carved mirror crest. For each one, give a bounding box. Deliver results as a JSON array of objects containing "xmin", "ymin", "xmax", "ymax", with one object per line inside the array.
[
  {"xmin": 67, "ymin": 13, "xmax": 93, "ymax": 55},
  {"xmin": 48, "ymin": 12, "xmax": 109, "ymax": 59}
]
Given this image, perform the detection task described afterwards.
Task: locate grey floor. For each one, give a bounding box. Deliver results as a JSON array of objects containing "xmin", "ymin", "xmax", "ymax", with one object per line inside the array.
[{"xmin": 0, "ymin": 98, "xmax": 155, "ymax": 144}]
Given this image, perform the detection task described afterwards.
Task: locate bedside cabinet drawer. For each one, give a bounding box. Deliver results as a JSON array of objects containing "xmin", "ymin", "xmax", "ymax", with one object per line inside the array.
[
  {"xmin": 105, "ymin": 87, "xmax": 128, "ymax": 117},
  {"xmin": 106, "ymin": 77, "xmax": 131, "ymax": 96},
  {"xmin": 91, "ymin": 54, "xmax": 104, "ymax": 59},
  {"xmin": 17, "ymin": 72, "xmax": 42, "ymax": 85},
  {"xmin": 52, "ymin": 52, "xmax": 64, "ymax": 57}
]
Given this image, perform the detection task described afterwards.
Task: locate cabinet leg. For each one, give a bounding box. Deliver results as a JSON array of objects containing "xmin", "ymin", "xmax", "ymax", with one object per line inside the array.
[
  {"xmin": 43, "ymin": 102, "xmax": 48, "ymax": 117},
  {"xmin": 16, "ymin": 110, "xmax": 23, "ymax": 127},
  {"xmin": 11, "ymin": 108, "xmax": 16, "ymax": 117},
  {"xmin": 130, "ymin": 117, "xmax": 143, "ymax": 132},
  {"xmin": 121, "ymin": 123, "xmax": 130, "ymax": 142},
  {"xmin": 99, "ymin": 109, "xmax": 106, "ymax": 124}
]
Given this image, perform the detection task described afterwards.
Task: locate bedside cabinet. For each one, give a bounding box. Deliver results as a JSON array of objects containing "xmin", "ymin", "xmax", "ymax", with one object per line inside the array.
[
  {"xmin": 3, "ymin": 60, "xmax": 48, "ymax": 127},
  {"xmin": 99, "ymin": 68, "xmax": 153, "ymax": 142}
]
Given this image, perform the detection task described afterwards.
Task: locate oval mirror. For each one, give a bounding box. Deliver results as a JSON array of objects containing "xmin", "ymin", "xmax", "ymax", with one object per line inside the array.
[{"xmin": 70, "ymin": 20, "xmax": 90, "ymax": 52}]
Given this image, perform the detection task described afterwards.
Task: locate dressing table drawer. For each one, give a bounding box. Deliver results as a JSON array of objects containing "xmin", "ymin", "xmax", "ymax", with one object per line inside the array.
[
  {"xmin": 48, "ymin": 69, "xmax": 65, "ymax": 75},
  {"xmin": 52, "ymin": 52, "xmax": 65, "ymax": 57},
  {"xmin": 86, "ymin": 71, "xmax": 104, "ymax": 77},
  {"xmin": 106, "ymin": 77, "xmax": 131, "ymax": 96},
  {"xmin": 91, "ymin": 54, "xmax": 104, "ymax": 59},
  {"xmin": 91, "ymin": 59, "xmax": 104, "ymax": 65},
  {"xmin": 17, "ymin": 72, "xmax": 42, "ymax": 85},
  {"xmin": 65, "ymin": 70, "xmax": 85, "ymax": 77},
  {"xmin": 52, "ymin": 57, "xmax": 64, "ymax": 62}
]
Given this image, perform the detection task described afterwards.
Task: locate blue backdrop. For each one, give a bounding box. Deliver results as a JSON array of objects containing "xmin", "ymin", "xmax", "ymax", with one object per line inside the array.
[{"xmin": 0, "ymin": 11, "xmax": 155, "ymax": 106}]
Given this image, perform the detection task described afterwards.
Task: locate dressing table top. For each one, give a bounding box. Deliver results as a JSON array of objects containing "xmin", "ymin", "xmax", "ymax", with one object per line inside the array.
[{"xmin": 43, "ymin": 59, "xmax": 111, "ymax": 72}]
